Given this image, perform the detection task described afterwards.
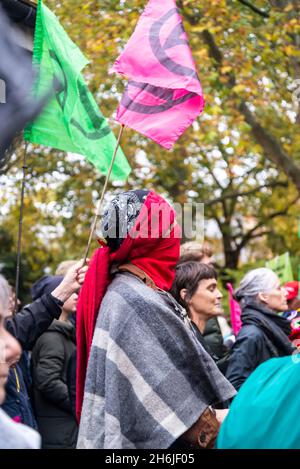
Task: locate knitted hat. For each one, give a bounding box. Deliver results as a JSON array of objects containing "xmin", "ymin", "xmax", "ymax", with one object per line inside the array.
[{"xmin": 31, "ymin": 275, "xmax": 63, "ymax": 301}]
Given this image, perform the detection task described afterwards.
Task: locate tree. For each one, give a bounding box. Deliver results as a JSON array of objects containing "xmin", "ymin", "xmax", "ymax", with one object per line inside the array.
[{"xmin": 1, "ymin": 0, "xmax": 300, "ymax": 285}]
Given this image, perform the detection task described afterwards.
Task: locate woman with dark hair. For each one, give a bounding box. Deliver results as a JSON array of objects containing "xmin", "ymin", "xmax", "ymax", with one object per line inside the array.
[
  {"xmin": 225, "ymin": 267, "xmax": 294, "ymax": 391},
  {"xmin": 171, "ymin": 261, "xmax": 229, "ymax": 374},
  {"xmin": 76, "ymin": 190, "xmax": 236, "ymax": 449}
]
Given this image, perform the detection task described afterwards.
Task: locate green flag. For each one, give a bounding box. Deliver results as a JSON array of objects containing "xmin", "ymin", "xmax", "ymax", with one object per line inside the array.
[
  {"xmin": 24, "ymin": 0, "xmax": 130, "ymax": 181},
  {"xmin": 265, "ymin": 252, "xmax": 294, "ymax": 284}
]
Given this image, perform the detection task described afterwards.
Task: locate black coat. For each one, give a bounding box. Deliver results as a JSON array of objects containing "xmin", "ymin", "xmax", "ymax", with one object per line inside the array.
[
  {"xmin": 226, "ymin": 300, "xmax": 294, "ymax": 391},
  {"xmin": 66, "ymin": 349, "xmax": 76, "ymax": 418},
  {"xmin": 2, "ymin": 294, "xmax": 62, "ymax": 427},
  {"xmin": 203, "ymin": 317, "xmax": 227, "ymax": 359},
  {"xmin": 31, "ymin": 320, "xmax": 78, "ymax": 449},
  {"xmin": 192, "ymin": 322, "xmax": 230, "ymax": 376}
]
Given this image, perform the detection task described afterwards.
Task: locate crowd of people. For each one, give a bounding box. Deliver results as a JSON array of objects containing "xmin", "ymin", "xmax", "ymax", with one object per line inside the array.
[{"xmin": 0, "ymin": 189, "xmax": 299, "ymax": 449}]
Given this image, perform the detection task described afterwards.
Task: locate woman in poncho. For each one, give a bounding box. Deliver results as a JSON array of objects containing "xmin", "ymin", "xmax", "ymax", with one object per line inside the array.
[{"xmin": 76, "ymin": 190, "xmax": 236, "ymax": 449}]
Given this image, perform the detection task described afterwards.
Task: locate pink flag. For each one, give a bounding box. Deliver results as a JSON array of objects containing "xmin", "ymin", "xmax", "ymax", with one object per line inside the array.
[
  {"xmin": 110, "ymin": 0, "xmax": 204, "ymax": 149},
  {"xmin": 226, "ymin": 283, "xmax": 242, "ymax": 336}
]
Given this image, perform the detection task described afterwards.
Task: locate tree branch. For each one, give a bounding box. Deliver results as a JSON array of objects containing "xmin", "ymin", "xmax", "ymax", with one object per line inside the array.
[
  {"xmin": 238, "ymin": 195, "xmax": 299, "ymax": 250},
  {"xmin": 201, "ymin": 27, "xmax": 300, "ymax": 194},
  {"xmin": 237, "ymin": 0, "xmax": 270, "ymax": 18},
  {"xmin": 239, "ymin": 102, "xmax": 300, "ymax": 193},
  {"xmin": 202, "ymin": 30, "xmax": 223, "ymax": 64},
  {"xmin": 206, "ymin": 180, "xmax": 288, "ymax": 206}
]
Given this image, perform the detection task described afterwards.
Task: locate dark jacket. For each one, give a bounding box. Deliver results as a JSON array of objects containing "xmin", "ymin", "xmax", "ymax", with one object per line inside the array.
[
  {"xmin": 31, "ymin": 320, "xmax": 78, "ymax": 449},
  {"xmin": 2, "ymin": 294, "xmax": 62, "ymax": 427},
  {"xmin": 2, "ymin": 355, "xmax": 37, "ymax": 429},
  {"xmin": 203, "ymin": 317, "xmax": 227, "ymax": 359},
  {"xmin": 192, "ymin": 322, "xmax": 230, "ymax": 376},
  {"xmin": 226, "ymin": 300, "xmax": 294, "ymax": 391},
  {"xmin": 66, "ymin": 349, "xmax": 76, "ymax": 418}
]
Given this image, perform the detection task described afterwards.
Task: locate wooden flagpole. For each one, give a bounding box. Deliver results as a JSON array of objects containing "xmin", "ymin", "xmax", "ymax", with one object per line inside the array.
[
  {"xmin": 82, "ymin": 124, "xmax": 125, "ymax": 265},
  {"xmin": 14, "ymin": 142, "xmax": 29, "ymax": 312}
]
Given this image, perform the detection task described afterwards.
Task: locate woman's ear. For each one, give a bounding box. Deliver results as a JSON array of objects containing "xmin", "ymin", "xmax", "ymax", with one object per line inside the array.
[
  {"xmin": 180, "ymin": 288, "xmax": 187, "ymax": 302},
  {"xmin": 258, "ymin": 292, "xmax": 268, "ymax": 304}
]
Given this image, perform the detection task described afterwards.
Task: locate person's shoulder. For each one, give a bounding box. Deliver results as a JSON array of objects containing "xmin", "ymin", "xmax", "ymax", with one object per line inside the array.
[
  {"xmin": 101, "ymin": 273, "xmax": 169, "ymax": 318},
  {"xmin": 108, "ymin": 272, "xmax": 159, "ymax": 302},
  {"xmin": 32, "ymin": 321, "xmax": 65, "ymax": 349},
  {"xmin": 238, "ymin": 324, "xmax": 264, "ymax": 341},
  {"xmin": 0, "ymin": 409, "xmax": 41, "ymax": 449}
]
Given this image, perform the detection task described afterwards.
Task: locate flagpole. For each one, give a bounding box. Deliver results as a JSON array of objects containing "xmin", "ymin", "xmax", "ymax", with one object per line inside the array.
[
  {"xmin": 82, "ymin": 124, "xmax": 125, "ymax": 265},
  {"xmin": 14, "ymin": 142, "xmax": 29, "ymax": 313}
]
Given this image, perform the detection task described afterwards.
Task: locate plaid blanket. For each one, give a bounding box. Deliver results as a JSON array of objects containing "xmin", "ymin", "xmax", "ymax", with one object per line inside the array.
[{"xmin": 77, "ymin": 272, "xmax": 235, "ymax": 449}]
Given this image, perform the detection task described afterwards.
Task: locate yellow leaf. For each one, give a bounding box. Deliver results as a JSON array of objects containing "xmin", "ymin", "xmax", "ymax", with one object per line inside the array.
[
  {"xmin": 221, "ymin": 66, "xmax": 232, "ymax": 74},
  {"xmin": 233, "ymin": 84, "xmax": 246, "ymax": 94}
]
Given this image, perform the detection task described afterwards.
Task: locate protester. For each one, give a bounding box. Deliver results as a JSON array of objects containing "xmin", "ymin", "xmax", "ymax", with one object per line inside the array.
[
  {"xmin": 55, "ymin": 261, "xmax": 78, "ymax": 326},
  {"xmin": 171, "ymin": 261, "xmax": 230, "ymax": 374},
  {"xmin": 31, "ymin": 276, "xmax": 78, "ymax": 449},
  {"xmin": 284, "ymin": 281, "xmax": 300, "ymax": 311},
  {"xmin": 0, "ymin": 274, "xmax": 41, "ymax": 449},
  {"xmin": 179, "ymin": 241, "xmax": 214, "ymax": 265},
  {"xmin": 178, "ymin": 242, "xmax": 233, "ymax": 360},
  {"xmin": 76, "ymin": 190, "xmax": 236, "ymax": 449},
  {"xmin": 226, "ymin": 267, "xmax": 294, "ymax": 390},
  {"xmin": 55, "ymin": 261, "xmax": 79, "ymax": 415},
  {"xmin": 55, "ymin": 260, "xmax": 78, "ymax": 276},
  {"xmin": 216, "ymin": 354, "xmax": 300, "ymax": 449},
  {"xmin": 1, "ymin": 261, "xmax": 87, "ymax": 429},
  {"xmin": 282, "ymin": 281, "xmax": 300, "ymax": 343}
]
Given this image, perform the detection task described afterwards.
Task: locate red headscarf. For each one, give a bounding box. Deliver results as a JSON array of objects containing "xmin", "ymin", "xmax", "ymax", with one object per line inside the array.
[{"xmin": 76, "ymin": 191, "xmax": 181, "ymax": 421}]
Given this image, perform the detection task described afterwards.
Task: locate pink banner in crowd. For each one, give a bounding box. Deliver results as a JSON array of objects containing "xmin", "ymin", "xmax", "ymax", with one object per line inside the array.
[
  {"xmin": 226, "ymin": 283, "xmax": 242, "ymax": 336},
  {"xmin": 110, "ymin": 0, "xmax": 204, "ymax": 149}
]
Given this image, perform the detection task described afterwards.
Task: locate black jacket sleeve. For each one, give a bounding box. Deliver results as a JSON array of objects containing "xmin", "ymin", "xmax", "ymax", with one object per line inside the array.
[
  {"xmin": 5, "ymin": 294, "xmax": 62, "ymax": 350},
  {"xmin": 32, "ymin": 332, "xmax": 71, "ymax": 413},
  {"xmin": 225, "ymin": 326, "xmax": 265, "ymax": 391}
]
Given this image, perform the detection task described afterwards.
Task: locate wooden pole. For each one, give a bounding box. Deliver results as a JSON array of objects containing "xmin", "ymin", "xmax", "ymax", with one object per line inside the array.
[
  {"xmin": 15, "ymin": 142, "xmax": 29, "ymax": 312},
  {"xmin": 82, "ymin": 124, "xmax": 125, "ymax": 265}
]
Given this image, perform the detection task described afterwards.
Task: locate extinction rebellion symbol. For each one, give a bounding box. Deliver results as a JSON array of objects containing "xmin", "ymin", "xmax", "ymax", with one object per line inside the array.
[{"xmin": 121, "ymin": 8, "xmax": 199, "ymax": 115}]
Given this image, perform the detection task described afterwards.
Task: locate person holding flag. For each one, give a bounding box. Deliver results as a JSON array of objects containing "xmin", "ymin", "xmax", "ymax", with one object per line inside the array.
[{"xmin": 76, "ymin": 190, "xmax": 236, "ymax": 449}]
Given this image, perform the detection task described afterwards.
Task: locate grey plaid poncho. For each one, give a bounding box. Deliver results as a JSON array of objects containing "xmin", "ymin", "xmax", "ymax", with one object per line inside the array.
[{"xmin": 77, "ymin": 272, "xmax": 236, "ymax": 449}]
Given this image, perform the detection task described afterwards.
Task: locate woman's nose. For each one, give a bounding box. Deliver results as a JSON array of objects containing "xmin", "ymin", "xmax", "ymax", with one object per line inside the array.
[{"xmin": 0, "ymin": 329, "xmax": 22, "ymax": 366}]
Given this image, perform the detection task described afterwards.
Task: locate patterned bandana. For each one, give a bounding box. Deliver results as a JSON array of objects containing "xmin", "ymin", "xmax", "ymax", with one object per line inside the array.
[{"xmin": 100, "ymin": 190, "xmax": 149, "ymax": 251}]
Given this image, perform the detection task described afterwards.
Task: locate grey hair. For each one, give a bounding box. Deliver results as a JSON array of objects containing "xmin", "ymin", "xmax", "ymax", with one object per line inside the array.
[
  {"xmin": 234, "ymin": 268, "xmax": 279, "ymax": 305},
  {"xmin": 0, "ymin": 274, "xmax": 11, "ymax": 317}
]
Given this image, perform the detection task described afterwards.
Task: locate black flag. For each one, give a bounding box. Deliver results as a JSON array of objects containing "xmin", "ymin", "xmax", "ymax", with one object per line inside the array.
[{"xmin": 0, "ymin": 6, "xmax": 51, "ymax": 164}]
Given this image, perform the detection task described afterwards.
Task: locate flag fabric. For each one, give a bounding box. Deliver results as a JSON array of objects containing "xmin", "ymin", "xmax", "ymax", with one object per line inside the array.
[
  {"xmin": 216, "ymin": 355, "xmax": 300, "ymax": 449},
  {"xmin": 0, "ymin": 5, "xmax": 50, "ymax": 160},
  {"xmin": 110, "ymin": 0, "xmax": 204, "ymax": 149},
  {"xmin": 226, "ymin": 283, "xmax": 242, "ymax": 336},
  {"xmin": 24, "ymin": 0, "xmax": 130, "ymax": 181},
  {"xmin": 265, "ymin": 252, "xmax": 294, "ymax": 284}
]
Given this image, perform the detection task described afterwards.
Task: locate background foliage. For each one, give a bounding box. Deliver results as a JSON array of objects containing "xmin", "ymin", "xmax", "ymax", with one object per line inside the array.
[{"xmin": 1, "ymin": 0, "xmax": 300, "ymax": 301}]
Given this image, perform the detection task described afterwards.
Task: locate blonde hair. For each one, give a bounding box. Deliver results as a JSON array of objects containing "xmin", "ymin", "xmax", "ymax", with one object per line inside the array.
[
  {"xmin": 179, "ymin": 242, "xmax": 213, "ymax": 263},
  {"xmin": 55, "ymin": 260, "xmax": 78, "ymax": 276}
]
